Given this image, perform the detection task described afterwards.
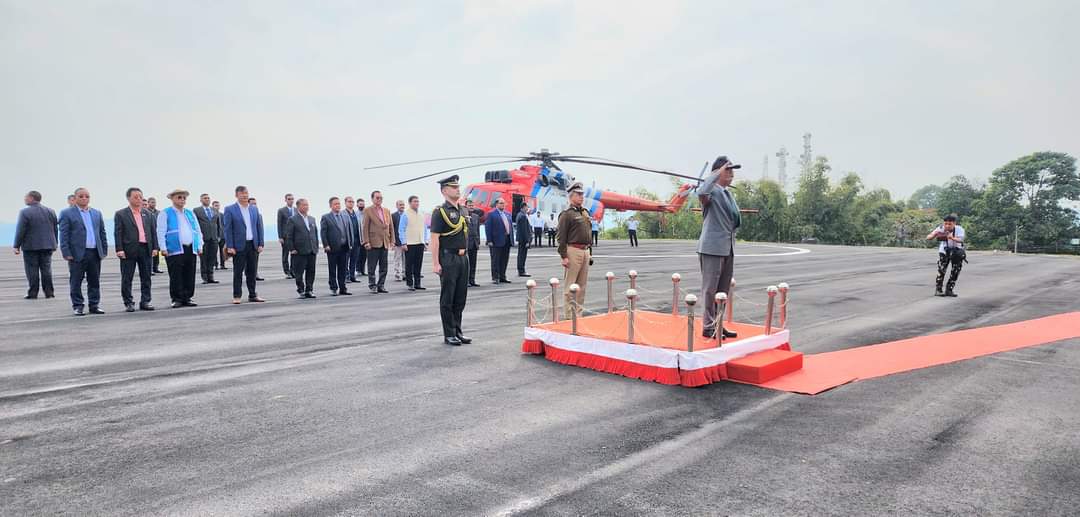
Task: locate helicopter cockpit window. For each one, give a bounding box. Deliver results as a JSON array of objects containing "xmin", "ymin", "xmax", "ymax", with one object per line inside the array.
[{"xmin": 488, "ymin": 191, "xmax": 502, "ymax": 208}]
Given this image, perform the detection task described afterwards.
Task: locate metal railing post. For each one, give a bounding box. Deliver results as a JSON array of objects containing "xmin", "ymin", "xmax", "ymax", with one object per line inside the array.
[
  {"xmin": 606, "ymin": 272, "xmax": 615, "ymax": 314},
  {"xmin": 765, "ymin": 285, "xmax": 778, "ymax": 335},
  {"xmin": 526, "ymin": 279, "xmax": 537, "ymax": 327},
  {"xmin": 569, "ymin": 284, "xmax": 580, "ymax": 335},
  {"xmin": 549, "ymin": 277, "xmax": 560, "ymax": 324},
  {"xmin": 726, "ymin": 278, "xmax": 736, "ymax": 325},
  {"xmin": 671, "ymin": 273, "xmax": 682, "ymax": 315},
  {"xmin": 778, "ymin": 282, "xmax": 789, "ymax": 329},
  {"xmin": 685, "ymin": 294, "xmax": 698, "ymax": 352},
  {"xmin": 715, "ymin": 292, "xmax": 728, "ymax": 346},
  {"xmin": 626, "ymin": 289, "xmax": 638, "ymax": 344}
]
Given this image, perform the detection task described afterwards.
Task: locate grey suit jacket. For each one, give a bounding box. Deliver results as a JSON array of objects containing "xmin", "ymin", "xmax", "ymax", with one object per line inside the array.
[
  {"xmin": 697, "ymin": 172, "xmax": 740, "ymax": 256},
  {"xmin": 284, "ymin": 213, "xmax": 319, "ymax": 255},
  {"xmin": 194, "ymin": 205, "xmax": 223, "ymax": 241},
  {"xmin": 277, "ymin": 206, "xmax": 295, "ymax": 240},
  {"xmin": 14, "ymin": 202, "xmax": 58, "ymax": 251}
]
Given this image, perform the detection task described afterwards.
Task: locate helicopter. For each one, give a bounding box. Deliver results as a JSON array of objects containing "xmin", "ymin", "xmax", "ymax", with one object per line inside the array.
[{"xmin": 365, "ymin": 149, "xmax": 737, "ymax": 222}]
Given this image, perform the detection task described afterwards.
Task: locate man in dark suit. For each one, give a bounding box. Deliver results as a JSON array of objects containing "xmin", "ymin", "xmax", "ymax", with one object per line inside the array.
[
  {"xmin": 114, "ymin": 187, "xmax": 159, "ymax": 312},
  {"xmin": 484, "ymin": 198, "xmax": 514, "ymax": 284},
  {"xmin": 59, "ymin": 188, "xmax": 108, "ymax": 315},
  {"xmin": 284, "ymin": 198, "xmax": 319, "ymax": 298},
  {"xmin": 515, "ymin": 205, "xmax": 532, "ymax": 278},
  {"xmin": 194, "ymin": 193, "xmax": 222, "ymax": 284},
  {"xmin": 13, "ymin": 190, "xmax": 58, "ymax": 299},
  {"xmin": 344, "ymin": 196, "xmax": 362, "ymax": 283},
  {"xmin": 147, "ymin": 196, "xmax": 163, "ymax": 274},
  {"xmin": 320, "ymin": 197, "xmax": 353, "ymax": 295},
  {"xmin": 212, "ymin": 200, "xmax": 227, "ymax": 269},
  {"xmin": 276, "ymin": 193, "xmax": 296, "ymax": 279},
  {"xmin": 464, "ymin": 199, "xmax": 482, "ymax": 287},
  {"xmin": 222, "ymin": 185, "xmax": 266, "ymax": 304}
]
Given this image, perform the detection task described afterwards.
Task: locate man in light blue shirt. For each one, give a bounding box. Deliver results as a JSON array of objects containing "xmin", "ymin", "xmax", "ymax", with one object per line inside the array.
[{"xmin": 58, "ymin": 188, "xmax": 108, "ymax": 315}]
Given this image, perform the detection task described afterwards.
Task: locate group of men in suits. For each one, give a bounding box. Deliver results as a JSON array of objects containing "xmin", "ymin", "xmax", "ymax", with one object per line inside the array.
[{"xmin": 482, "ymin": 199, "xmax": 535, "ymax": 284}]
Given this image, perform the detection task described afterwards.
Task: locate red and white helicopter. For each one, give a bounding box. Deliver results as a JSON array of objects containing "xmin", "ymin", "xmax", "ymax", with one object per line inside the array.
[{"xmin": 365, "ymin": 149, "xmax": 714, "ymax": 222}]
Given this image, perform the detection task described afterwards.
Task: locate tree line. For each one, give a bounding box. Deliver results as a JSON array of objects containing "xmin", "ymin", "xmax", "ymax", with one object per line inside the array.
[{"xmin": 605, "ymin": 151, "xmax": 1080, "ymax": 252}]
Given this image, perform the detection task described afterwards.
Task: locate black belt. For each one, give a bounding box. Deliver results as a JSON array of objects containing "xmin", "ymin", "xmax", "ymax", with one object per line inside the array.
[{"xmin": 441, "ymin": 248, "xmax": 465, "ymax": 254}]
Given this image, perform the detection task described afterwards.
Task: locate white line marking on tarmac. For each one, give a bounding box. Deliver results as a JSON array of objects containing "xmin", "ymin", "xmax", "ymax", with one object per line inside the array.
[
  {"xmin": 485, "ymin": 393, "xmax": 794, "ymax": 517},
  {"xmin": 987, "ymin": 356, "xmax": 1080, "ymax": 371},
  {"xmin": 530, "ymin": 244, "xmax": 811, "ymax": 259}
]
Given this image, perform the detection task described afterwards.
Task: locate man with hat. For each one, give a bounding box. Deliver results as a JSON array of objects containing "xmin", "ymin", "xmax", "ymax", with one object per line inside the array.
[
  {"xmin": 557, "ymin": 181, "xmax": 593, "ymax": 319},
  {"xmin": 429, "ymin": 175, "xmax": 472, "ymax": 346},
  {"xmin": 156, "ymin": 188, "xmax": 203, "ymax": 308},
  {"xmin": 697, "ymin": 156, "xmax": 742, "ymax": 340}
]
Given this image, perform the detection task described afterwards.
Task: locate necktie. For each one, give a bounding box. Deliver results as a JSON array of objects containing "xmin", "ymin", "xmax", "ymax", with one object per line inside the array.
[
  {"xmin": 723, "ymin": 189, "xmax": 741, "ymax": 227},
  {"xmin": 502, "ymin": 212, "xmax": 510, "ymax": 234},
  {"xmin": 205, "ymin": 207, "xmax": 212, "ymax": 219}
]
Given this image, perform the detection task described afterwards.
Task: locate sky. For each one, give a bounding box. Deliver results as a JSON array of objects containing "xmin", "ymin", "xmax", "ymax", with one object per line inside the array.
[{"xmin": 3, "ymin": 0, "xmax": 1078, "ymax": 228}]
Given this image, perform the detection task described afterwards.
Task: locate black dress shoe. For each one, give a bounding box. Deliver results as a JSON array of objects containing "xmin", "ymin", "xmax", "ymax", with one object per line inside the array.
[
  {"xmin": 377, "ymin": 287, "xmax": 389, "ymax": 293},
  {"xmin": 492, "ymin": 281, "xmax": 500, "ymax": 285},
  {"xmin": 298, "ymin": 294, "xmax": 308, "ymax": 300},
  {"xmin": 304, "ymin": 292, "xmax": 317, "ymax": 299},
  {"xmin": 456, "ymin": 334, "xmax": 472, "ymax": 344},
  {"xmin": 702, "ymin": 328, "xmax": 715, "ymax": 339},
  {"xmin": 444, "ymin": 336, "xmax": 462, "ymax": 346},
  {"xmin": 499, "ymin": 279, "xmax": 512, "ymax": 284},
  {"xmin": 183, "ymin": 301, "xmax": 198, "ymax": 307},
  {"xmin": 944, "ymin": 290, "xmax": 958, "ymax": 297},
  {"xmin": 339, "ymin": 290, "xmax": 352, "ymax": 296},
  {"xmin": 171, "ymin": 302, "xmax": 183, "ymax": 308},
  {"xmin": 73, "ymin": 307, "xmax": 85, "ymax": 316},
  {"xmin": 89, "ymin": 307, "xmax": 105, "ymax": 315},
  {"xmin": 518, "ymin": 273, "xmax": 531, "ymax": 277},
  {"xmin": 408, "ymin": 286, "xmax": 416, "ymax": 292},
  {"xmin": 24, "ymin": 295, "xmax": 38, "ymax": 300},
  {"xmin": 140, "ymin": 303, "xmax": 155, "ymax": 311},
  {"xmin": 256, "ymin": 277, "xmax": 265, "ymax": 281},
  {"xmin": 468, "ymin": 283, "xmax": 480, "ymax": 287},
  {"xmin": 722, "ymin": 328, "xmax": 738, "ymax": 339},
  {"xmin": 415, "ymin": 286, "xmax": 426, "ymax": 291},
  {"xmin": 125, "ymin": 303, "xmax": 136, "ymax": 313},
  {"xmin": 45, "ymin": 293, "xmax": 55, "ymax": 299},
  {"xmin": 370, "ymin": 286, "xmax": 378, "ymax": 293},
  {"xmin": 207, "ymin": 279, "xmax": 220, "ymax": 284},
  {"xmin": 934, "ymin": 289, "xmax": 945, "ymax": 297}
]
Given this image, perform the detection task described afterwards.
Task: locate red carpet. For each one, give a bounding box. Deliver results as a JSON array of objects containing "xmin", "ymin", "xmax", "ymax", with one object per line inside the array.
[{"xmin": 753, "ymin": 312, "xmax": 1080, "ymax": 394}]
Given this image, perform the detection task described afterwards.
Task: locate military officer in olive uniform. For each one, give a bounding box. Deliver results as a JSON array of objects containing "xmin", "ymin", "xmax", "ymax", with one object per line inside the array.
[
  {"xmin": 430, "ymin": 175, "xmax": 473, "ymax": 346},
  {"xmin": 557, "ymin": 182, "xmax": 594, "ymax": 319}
]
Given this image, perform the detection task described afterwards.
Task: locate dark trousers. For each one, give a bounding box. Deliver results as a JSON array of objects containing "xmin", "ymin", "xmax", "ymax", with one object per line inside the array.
[
  {"xmin": 219, "ymin": 244, "xmax": 228, "ymax": 269},
  {"xmin": 467, "ymin": 247, "xmax": 478, "ymax": 284},
  {"xmin": 326, "ymin": 248, "xmax": 348, "ymax": 292},
  {"xmin": 533, "ymin": 228, "xmax": 543, "ymax": 247},
  {"xmin": 347, "ymin": 245, "xmax": 362, "ymax": 281},
  {"xmin": 367, "ymin": 247, "xmax": 389, "ymax": 289},
  {"xmin": 405, "ymin": 244, "xmax": 425, "ymax": 287},
  {"xmin": 153, "ymin": 253, "xmax": 162, "ymax": 272},
  {"xmin": 489, "ymin": 245, "xmax": 511, "ymax": 281},
  {"xmin": 547, "ymin": 231, "xmax": 555, "ymax": 247},
  {"xmin": 231, "ymin": 241, "xmax": 259, "ymax": 299},
  {"xmin": 200, "ymin": 239, "xmax": 219, "ymax": 281},
  {"xmin": 281, "ymin": 246, "xmax": 292, "ymax": 276},
  {"xmin": 292, "ymin": 253, "xmax": 316, "ymax": 294},
  {"xmin": 700, "ymin": 251, "xmax": 735, "ymax": 331},
  {"xmin": 68, "ymin": 250, "xmax": 102, "ymax": 309},
  {"xmin": 119, "ymin": 245, "xmax": 153, "ymax": 305},
  {"xmin": 22, "ymin": 249, "xmax": 54, "ymax": 297},
  {"xmin": 592, "ymin": 230, "xmax": 599, "ymax": 246},
  {"xmin": 936, "ymin": 252, "xmax": 964, "ymax": 292},
  {"xmin": 628, "ymin": 230, "xmax": 639, "ymax": 247},
  {"xmin": 439, "ymin": 251, "xmax": 469, "ymax": 338},
  {"xmin": 356, "ymin": 245, "xmax": 367, "ymax": 278},
  {"xmin": 165, "ymin": 245, "xmax": 197, "ymax": 303},
  {"xmin": 517, "ymin": 242, "xmax": 529, "ymax": 274}
]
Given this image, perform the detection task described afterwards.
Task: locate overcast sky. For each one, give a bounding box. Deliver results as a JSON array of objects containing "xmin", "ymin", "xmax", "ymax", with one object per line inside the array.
[{"xmin": 3, "ymin": 0, "xmax": 1078, "ymax": 220}]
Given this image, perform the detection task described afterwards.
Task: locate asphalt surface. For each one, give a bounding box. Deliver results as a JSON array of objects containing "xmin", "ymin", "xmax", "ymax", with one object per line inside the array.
[{"xmin": 1, "ymin": 240, "xmax": 1078, "ymax": 516}]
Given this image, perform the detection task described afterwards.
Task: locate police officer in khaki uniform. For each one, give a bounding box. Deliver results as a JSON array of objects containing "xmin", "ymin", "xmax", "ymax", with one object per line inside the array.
[
  {"xmin": 557, "ymin": 182, "xmax": 593, "ymax": 318},
  {"xmin": 430, "ymin": 175, "xmax": 472, "ymax": 346}
]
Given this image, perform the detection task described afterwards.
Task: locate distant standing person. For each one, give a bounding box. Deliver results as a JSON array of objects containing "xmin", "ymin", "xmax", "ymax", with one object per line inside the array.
[
  {"xmin": 344, "ymin": 196, "xmax": 363, "ymax": 283},
  {"xmin": 147, "ymin": 196, "xmax": 163, "ymax": 274},
  {"xmin": 697, "ymin": 156, "xmax": 741, "ymax": 340},
  {"xmin": 546, "ymin": 214, "xmax": 556, "ymax": 247},
  {"xmin": 66, "ymin": 194, "xmax": 76, "ymax": 208},
  {"xmin": 59, "ymin": 188, "xmax": 108, "ymax": 315},
  {"xmin": 627, "ymin": 217, "xmax": 639, "ymax": 247},
  {"xmin": 515, "ymin": 205, "xmax": 532, "ymax": 277},
  {"xmin": 157, "ymin": 189, "xmax": 203, "ymax": 308},
  {"xmin": 223, "ymin": 186, "xmax": 266, "ymax": 304},
  {"xmin": 114, "ymin": 187, "xmax": 158, "ymax": 312},
  {"xmin": 927, "ymin": 213, "xmax": 966, "ymax": 297},
  {"xmin": 362, "ymin": 191, "xmax": 394, "ymax": 293},
  {"xmin": 464, "ymin": 199, "xmax": 482, "ymax": 287},
  {"xmin": 398, "ymin": 195, "xmax": 427, "ymax": 291},
  {"xmin": 484, "ymin": 198, "xmax": 514, "ymax": 284},
  {"xmin": 354, "ymin": 197, "xmax": 368, "ymax": 280},
  {"xmin": 277, "ymin": 193, "xmax": 296, "ymax": 279},
  {"xmin": 557, "ymin": 182, "xmax": 593, "ymax": 318},
  {"xmin": 194, "ymin": 193, "xmax": 221, "ymax": 284},
  {"xmin": 320, "ymin": 196, "xmax": 353, "ymax": 296},
  {"xmin": 591, "ymin": 218, "xmax": 600, "ymax": 246},
  {"xmin": 391, "ymin": 199, "xmax": 406, "ymax": 282},
  {"xmin": 13, "ymin": 190, "xmax": 58, "ymax": 299},
  {"xmin": 213, "ymin": 200, "xmax": 227, "ymax": 270},
  {"xmin": 531, "ymin": 210, "xmax": 544, "ymax": 247},
  {"xmin": 284, "ymin": 198, "xmax": 319, "ymax": 299}
]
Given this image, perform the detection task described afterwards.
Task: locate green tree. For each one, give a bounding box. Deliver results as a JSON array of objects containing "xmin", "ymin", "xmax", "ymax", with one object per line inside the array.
[
  {"xmin": 975, "ymin": 152, "xmax": 1079, "ymax": 248},
  {"xmin": 908, "ymin": 184, "xmax": 945, "ymax": 209},
  {"xmin": 790, "ymin": 156, "xmax": 832, "ymax": 240},
  {"xmin": 732, "ymin": 179, "xmax": 789, "ymax": 242},
  {"xmin": 935, "ymin": 175, "xmax": 981, "ymax": 217}
]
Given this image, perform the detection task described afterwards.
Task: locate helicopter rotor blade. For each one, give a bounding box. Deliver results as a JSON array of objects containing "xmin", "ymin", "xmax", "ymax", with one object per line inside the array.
[
  {"xmin": 387, "ymin": 159, "xmax": 532, "ymax": 186},
  {"xmin": 365, "ymin": 155, "xmax": 530, "ymax": 170},
  {"xmin": 554, "ymin": 157, "xmax": 702, "ymax": 182}
]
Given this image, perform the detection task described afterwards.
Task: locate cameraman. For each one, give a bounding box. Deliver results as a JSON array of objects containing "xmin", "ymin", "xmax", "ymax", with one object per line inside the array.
[{"xmin": 926, "ymin": 213, "xmax": 966, "ymax": 297}]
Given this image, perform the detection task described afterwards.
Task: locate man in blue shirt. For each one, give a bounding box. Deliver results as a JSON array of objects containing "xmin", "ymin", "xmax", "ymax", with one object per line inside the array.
[{"xmin": 58, "ymin": 188, "xmax": 108, "ymax": 315}]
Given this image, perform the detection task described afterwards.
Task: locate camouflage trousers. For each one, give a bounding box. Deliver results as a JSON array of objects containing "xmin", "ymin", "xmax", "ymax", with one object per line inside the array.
[{"xmin": 935, "ymin": 251, "xmax": 963, "ymax": 292}]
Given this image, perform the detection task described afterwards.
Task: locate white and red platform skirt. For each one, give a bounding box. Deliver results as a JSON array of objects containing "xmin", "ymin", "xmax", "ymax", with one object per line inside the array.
[{"xmin": 521, "ymin": 311, "xmax": 791, "ymax": 387}]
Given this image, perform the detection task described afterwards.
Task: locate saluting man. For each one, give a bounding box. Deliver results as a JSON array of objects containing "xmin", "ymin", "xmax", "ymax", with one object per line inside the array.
[
  {"xmin": 557, "ymin": 182, "xmax": 593, "ymax": 319},
  {"xmin": 430, "ymin": 175, "xmax": 472, "ymax": 346}
]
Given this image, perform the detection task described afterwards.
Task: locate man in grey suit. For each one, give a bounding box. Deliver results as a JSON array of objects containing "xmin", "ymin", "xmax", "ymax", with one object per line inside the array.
[
  {"xmin": 194, "ymin": 193, "xmax": 222, "ymax": 284},
  {"xmin": 59, "ymin": 188, "xmax": 109, "ymax": 316},
  {"xmin": 277, "ymin": 193, "xmax": 296, "ymax": 279},
  {"xmin": 698, "ymin": 156, "xmax": 742, "ymax": 340},
  {"xmin": 284, "ymin": 198, "xmax": 319, "ymax": 298},
  {"xmin": 13, "ymin": 190, "xmax": 59, "ymax": 299},
  {"xmin": 320, "ymin": 197, "xmax": 353, "ymax": 296}
]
